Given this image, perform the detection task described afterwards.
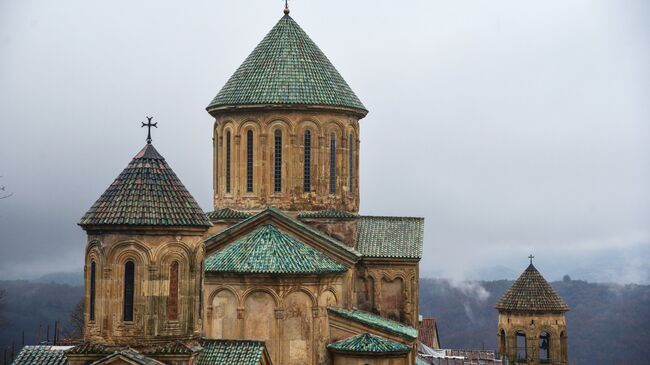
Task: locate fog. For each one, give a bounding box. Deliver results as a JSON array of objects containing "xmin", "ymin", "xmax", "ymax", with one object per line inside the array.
[{"xmin": 1, "ymin": 0, "xmax": 648, "ymax": 283}]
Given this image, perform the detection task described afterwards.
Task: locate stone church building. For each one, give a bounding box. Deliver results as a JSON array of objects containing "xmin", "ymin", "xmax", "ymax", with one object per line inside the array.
[
  {"xmin": 12, "ymin": 6, "xmax": 570, "ymax": 365},
  {"xmin": 67, "ymin": 7, "xmax": 423, "ymax": 365}
]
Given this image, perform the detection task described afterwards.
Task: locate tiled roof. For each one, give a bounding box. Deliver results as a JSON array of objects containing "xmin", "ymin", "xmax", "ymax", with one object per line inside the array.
[
  {"xmin": 197, "ymin": 339, "xmax": 265, "ymax": 365},
  {"xmin": 495, "ymin": 264, "xmax": 569, "ymax": 313},
  {"xmin": 207, "ymin": 208, "xmax": 253, "ymax": 220},
  {"xmin": 89, "ymin": 349, "xmax": 164, "ymax": 365},
  {"xmin": 298, "ymin": 209, "xmax": 358, "ymax": 219},
  {"xmin": 142, "ymin": 341, "xmax": 202, "ymax": 355},
  {"xmin": 417, "ymin": 318, "xmax": 439, "ymax": 349},
  {"xmin": 205, "ymin": 224, "xmax": 347, "ymax": 274},
  {"xmin": 13, "ymin": 346, "xmax": 71, "ymax": 365},
  {"xmin": 327, "ymin": 307, "xmax": 418, "ymax": 340},
  {"xmin": 79, "ymin": 144, "xmax": 211, "ymax": 228},
  {"xmin": 66, "ymin": 342, "xmax": 111, "ymax": 355},
  {"xmin": 206, "ymin": 14, "xmax": 367, "ymax": 115},
  {"xmin": 356, "ymin": 216, "xmax": 424, "ymax": 259},
  {"xmin": 327, "ymin": 333, "xmax": 410, "ymax": 355}
]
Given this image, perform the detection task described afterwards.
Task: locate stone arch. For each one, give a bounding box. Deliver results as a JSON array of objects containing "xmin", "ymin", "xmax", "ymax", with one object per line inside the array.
[
  {"xmin": 515, "ymin": 329, "xmax": 527, "ymax": 361},
  {"xmin": 244, "ymin": 290, "xmax": 278, "ymax": 363},
  {"xmin": 221, "ymin": 124, "xmax": 236, "ymax": 195},
  {"xmin": 209, "ymin": 287, "xmax": 240, "ymax": 339},
  {"xmin": 380, "ymin": 275, "xmax": 405, "ymax": 322},
  {"xmin": 318, "ymin": 289, "xmax": 338, "ymax": 308},
  {"xmin": 355, "ymin": 273, "xmax": 374, "ymax": 312},
  {"xmin": 296, "ymin": 119, "xmax": 322, "ymax": 137},
  {"xmin": 284, "ymin": 287, "xmax": 317, "ymax": 307},
  {"xmin": 282, "ymin": 290, "xmax": 314, "ymax": 365},
  {"xmin": 242, "ymin": 287, "xmax": 280, "ymax": 307},
  {"xmin": 107, "ymin": 240, "xmax": 152, "ymax": 265},
  {"xmin": 498, "ymin": 328, "xmax": 507, "ymax": 357},
  {"xmin": 268, "ymin": 120, "xmax": 291, "ymax": 195}
]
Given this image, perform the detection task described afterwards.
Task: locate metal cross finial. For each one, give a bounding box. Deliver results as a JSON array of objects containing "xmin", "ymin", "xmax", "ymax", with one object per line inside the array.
[
  {"xmin": 141, "ymin": 116, "xmax": 157, "ymax": 144},
  {"xmin": 284, "ymin": 0, "xmax": 290, "ymax": 15},
  {"xmin": 528, "ymin": 254, "xmax": 535, "ymax": 265}
]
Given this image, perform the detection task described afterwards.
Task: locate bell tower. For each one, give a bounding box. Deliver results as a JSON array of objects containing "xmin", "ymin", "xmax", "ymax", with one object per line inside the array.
[
  {"xmin": 206, "ymin": 10, "xmax": 368, "ymax": 213},
  {"xmin": 495, "ymin": 257, "xmax": 570, "ymax": 365}
]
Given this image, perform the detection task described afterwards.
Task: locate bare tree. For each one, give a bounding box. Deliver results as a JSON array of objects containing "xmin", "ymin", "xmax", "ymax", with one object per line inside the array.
[
  {"xmin": 67, "ymin": 299, "xmax": 84, "ymax": 339},
  {"xmin": 0, "ymin": 289, "xmax": 7, "ymax": 328},
  {"xmin": 0, "ymin": 176, "xmax": 13, "ymax": 200}
]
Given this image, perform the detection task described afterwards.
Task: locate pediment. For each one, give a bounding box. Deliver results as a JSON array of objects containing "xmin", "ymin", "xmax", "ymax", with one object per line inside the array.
[{"xmin": 204, "ymin": 208, "xmax": 360, "ymax": 268}]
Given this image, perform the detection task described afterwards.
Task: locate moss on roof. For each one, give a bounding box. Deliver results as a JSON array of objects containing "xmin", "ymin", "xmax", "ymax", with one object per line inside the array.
[
  {"xmin": 13, "ymin": 346, "xmax": 72, "ymax": 365},
  {"xmin": 205, "ymin": 224, "xmax": 347, "ymax": 275},
  {"xmin": 206, "ymin": 208, "xmax": 253, "ymax": 220},
  {"xmin": 207, "ymin": 14, "xmax": 366, "ymax": 115},
  {"xmin": 495, "ymin": 264, "xmax": 569, "ymax": 313},
  {"xmin": 327, "ymin": 333, "xmax": 410, "ymax": 355},
  {"xmin": 197, "ymin": 339, "xmax": 265, "ymax": 365},
  {"xmin": 298, "ymin": 209, "xmax": 358, "ymax": 220}
]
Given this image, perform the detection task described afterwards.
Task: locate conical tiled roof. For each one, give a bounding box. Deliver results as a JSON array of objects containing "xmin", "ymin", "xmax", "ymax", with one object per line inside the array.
[
  {"xmin": 79, "ymin": 144, "xmax": 211, "ymax": 228},
  {"xmin": 207, "ymin": 14, "xmax": 367, "ymax": 115},
  {"xmin": 495, "ymin": 264, "xmax": 569, "ymax": 313}
]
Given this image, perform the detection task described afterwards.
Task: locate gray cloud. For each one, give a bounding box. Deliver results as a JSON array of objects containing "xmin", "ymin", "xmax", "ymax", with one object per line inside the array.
[{"xmin": 1, "ymin": 0, "xmax": 648, "ymax": 282}]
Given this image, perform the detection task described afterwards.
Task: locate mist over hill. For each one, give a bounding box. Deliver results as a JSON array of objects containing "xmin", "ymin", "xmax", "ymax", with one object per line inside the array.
[{"xmin": 0, "ymin": 276, "xmax": 648, "ymax": 364}]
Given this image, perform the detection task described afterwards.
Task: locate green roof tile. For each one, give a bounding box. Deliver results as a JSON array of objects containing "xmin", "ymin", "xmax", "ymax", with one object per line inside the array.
[
  {"xmin": 197, "ymin": 339, "xmax": 265, "ymax": 365},
  {"xmin": 298, "ymin": 209, "xmax": 358, "ymax": 220},
  {"xmin": 356, "ymin": 216, "xmax": 423, "ymax": 259},
  {"xmin": 205, "ymin": 224, "xmax": 347, "ymax": 275},
  {"xmin": 327, "ymin": 333, "xmax": 410, "ymax": 355},
  {"xmin": 327, "ymin": 307, "xmax": 418, "ymax": 340},
  {"xmin": 495, "ymin": 264, "xmax": 569, "ymax": 313},
  {"xmin": 206, "ymin": 208, "xmax": 254, "ymax": 220},
  {"xmin": 207, "ymin": 14, "xmax": 367, "ymax": 115},
  {"xmin": 13, "ymin": 346, "xmax": 72, "ymax": 365},
  {"xmin": 79, "ymin": 144, "xmax": 211, "ymax": 228}
]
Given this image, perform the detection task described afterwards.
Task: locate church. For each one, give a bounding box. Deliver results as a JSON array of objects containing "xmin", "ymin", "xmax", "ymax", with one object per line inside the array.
[{"xmin": 12, "ymin": 6, "xmax": 569, "ymax": 365}]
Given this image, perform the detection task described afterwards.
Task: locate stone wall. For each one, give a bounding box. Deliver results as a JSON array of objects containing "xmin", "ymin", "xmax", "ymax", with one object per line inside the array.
[{"xmin": 497, "ymin": 312, "xmax": 568, "ymax": 365}]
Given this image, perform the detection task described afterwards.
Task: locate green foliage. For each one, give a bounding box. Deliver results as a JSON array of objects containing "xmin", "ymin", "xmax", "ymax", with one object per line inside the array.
[{"xmin": 419, "ymin": 278, "xmax": 650, "ymax": 365}]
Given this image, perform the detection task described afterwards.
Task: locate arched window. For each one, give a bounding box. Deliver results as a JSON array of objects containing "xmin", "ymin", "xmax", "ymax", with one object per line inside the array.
[
  {"xmin": 246, "ymin": 130, "xmax": 254, "ymax": 193},
  {"xmin": 348, "ymin": 133, "xmax": 354, "ymax": 191},
  {"xmin": 274, "ymin": 129, "xmax": 282, "ymax": 193},
  {"xmin": 329, "ymin": 133, "xmax": 336, "ymax": 194},
  {"xmin": 499, "ymin": 329, "xmax": 506, "ymax": 357},
  {"xmin": 539, "ymin": 331, "xmax": 550, "ymax": 362},
  {"xmin": 303, "ymin": 130, "xmax": 311, "ymax": 192},
  {"xmin": 168, "ymin": 261, "xmax": 179, "ymax": 321},
  {"xmin": 89, "ymin": 261, "xmax": 96, "ymax": 321},
  {"xmin": 226, "ymin": 131, "xmax": 231, "ymax": 193},
  {"xmin": 516, "ymin": 331, "xmax": 527, "ymax": 361},
  {"xmin": 560, "ymin": 331, "xmax": 568, "ymax": 361},
  {"xmin": 123, "ymin": 261, "xmax": 135, "ymax": 322}
]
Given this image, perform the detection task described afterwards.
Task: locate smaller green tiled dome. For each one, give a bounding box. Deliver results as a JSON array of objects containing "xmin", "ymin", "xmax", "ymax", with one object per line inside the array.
[{"xmin": 207, "ymin": 14, "xmax": 367, "ymax": 115}]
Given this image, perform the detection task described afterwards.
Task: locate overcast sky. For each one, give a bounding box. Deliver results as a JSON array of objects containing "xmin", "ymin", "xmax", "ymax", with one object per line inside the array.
[{"xmin": 1, "ymin": 0, "xmax": 648, "ymax": 284}]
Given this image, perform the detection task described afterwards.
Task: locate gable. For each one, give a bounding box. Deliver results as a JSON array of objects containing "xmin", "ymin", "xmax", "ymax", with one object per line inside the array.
[
  {"xmin": 327, "ymin": 307, "xmax": 418, "ymax": 341},
  {"xmin": 204, "ymin": 208, "xmax": 360, "ymax": 267}
]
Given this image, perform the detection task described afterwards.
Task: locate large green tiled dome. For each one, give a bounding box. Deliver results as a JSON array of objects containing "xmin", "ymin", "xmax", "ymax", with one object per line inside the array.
[{"xmin": 207, "ymin": 14, "xmax": 367, "ymax": 115}]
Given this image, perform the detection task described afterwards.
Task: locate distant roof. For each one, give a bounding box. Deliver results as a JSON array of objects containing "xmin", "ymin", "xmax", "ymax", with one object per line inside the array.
[
  {"xmin": 206, "ymin": 14, "xmax": 367, "ymax": 115},
  {"xmin": 417, "ymin": 318, "xmax": 440, "ymax": 349},
  {"xmin": 327, "ymin": 333, "xmax": 410, "ymax": 355},
  {"xmin": 205, "ymin": 224, "xmax": 347, "ymax": 275},
  {"xmin": 206, "ymin": 207, "xmax": 253, "ymax": 220},
  {"xmin": 356, "ymin": 216, "xmax": 424, "ymax": 259},
  {"xmin": 327, "ymin": 307, "xmax": 418, "ymax": 340},
  {"xmin": 197, "ymin": 339, "xmax": 266, "ymax": 365},
  {"xmin": 495, "ymin": 264, "xmax": 569, "ymax": 313},
  {"xmin": 13, "ymin": 346, "xmax": 72, "ymax": 365},
  {"xmin": 298, "ymin": 209, "xmax": 358, "ymax": 220},
  {"xmin": 79, "ymin": 144, "xmax": 211, "ymax": 228}
]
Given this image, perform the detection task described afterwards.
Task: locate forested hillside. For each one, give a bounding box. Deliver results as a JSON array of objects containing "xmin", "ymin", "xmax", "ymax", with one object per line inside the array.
[
  {"xmin": 419, "ymin": 278, "xmax": 650, "ymax": 365},
  {"xmin": 0, "ymin": 278, "xmax": 648, "ymax": 364}
]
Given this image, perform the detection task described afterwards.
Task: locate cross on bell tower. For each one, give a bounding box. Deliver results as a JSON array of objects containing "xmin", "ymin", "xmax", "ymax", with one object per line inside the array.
[
  {"xmin": 141, "ymin": 116, "xmax": 157, "ymax": 144},
  {"xmin": 528, "ymin": 254, "xmax": 535, "ymax": 265}
]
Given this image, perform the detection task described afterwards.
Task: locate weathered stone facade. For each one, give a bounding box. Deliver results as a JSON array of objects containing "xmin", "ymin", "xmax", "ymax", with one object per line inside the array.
[{"xmin": 497, "ymin": 313, "xmax": 568, "ymax": 365}]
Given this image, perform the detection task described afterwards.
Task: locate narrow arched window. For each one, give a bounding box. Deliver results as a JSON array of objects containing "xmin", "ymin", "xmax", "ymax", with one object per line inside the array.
[
  {"xmin": 348, "ymin": 133, "xmax": 354, "ymax": 191},
  {"xmin": 329, "ymin": 133, "xmax": 336, "ymax": 194},
  {"xmin": 499, "ymin": 329, "xmax": 506, "ymax": 357},
  {"xmin": 214, "ymin": 133, "xmax": 218, "ymax": 193},
  {"xmin": 560, "ymin": 331, "xmax": 567, "ymax": 361},
  {"xmin": 123, "ymin": 261, "xmax": 135, "ymax": 321},
  {"xmin": 168, "ymin": 261, "xmax": 179, "ymax": 321},
  {"xmin": 246, "ymin": 130, "xmax": 254, "ymax": 193},
  {"xmin": 303, "ymin": 130, "xmax": 311, "ymax": 192},
  {"xmin": 516, "ymin": 331, "xmax": 527, "ymax": 361},
  {"xmin": 539, "ymin": 332, "xmax": 550, "ymax": 362},
  {"xmin": 226, "ymin": 131, "xmax": 231, "ymax": 193},
  {"xmin": 274, "ymin": 129, "xmax": 282, "ymax": 193},
  {"xmin": 89, "ymin": 261, "xmax": 96, "ymax": 321}
]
